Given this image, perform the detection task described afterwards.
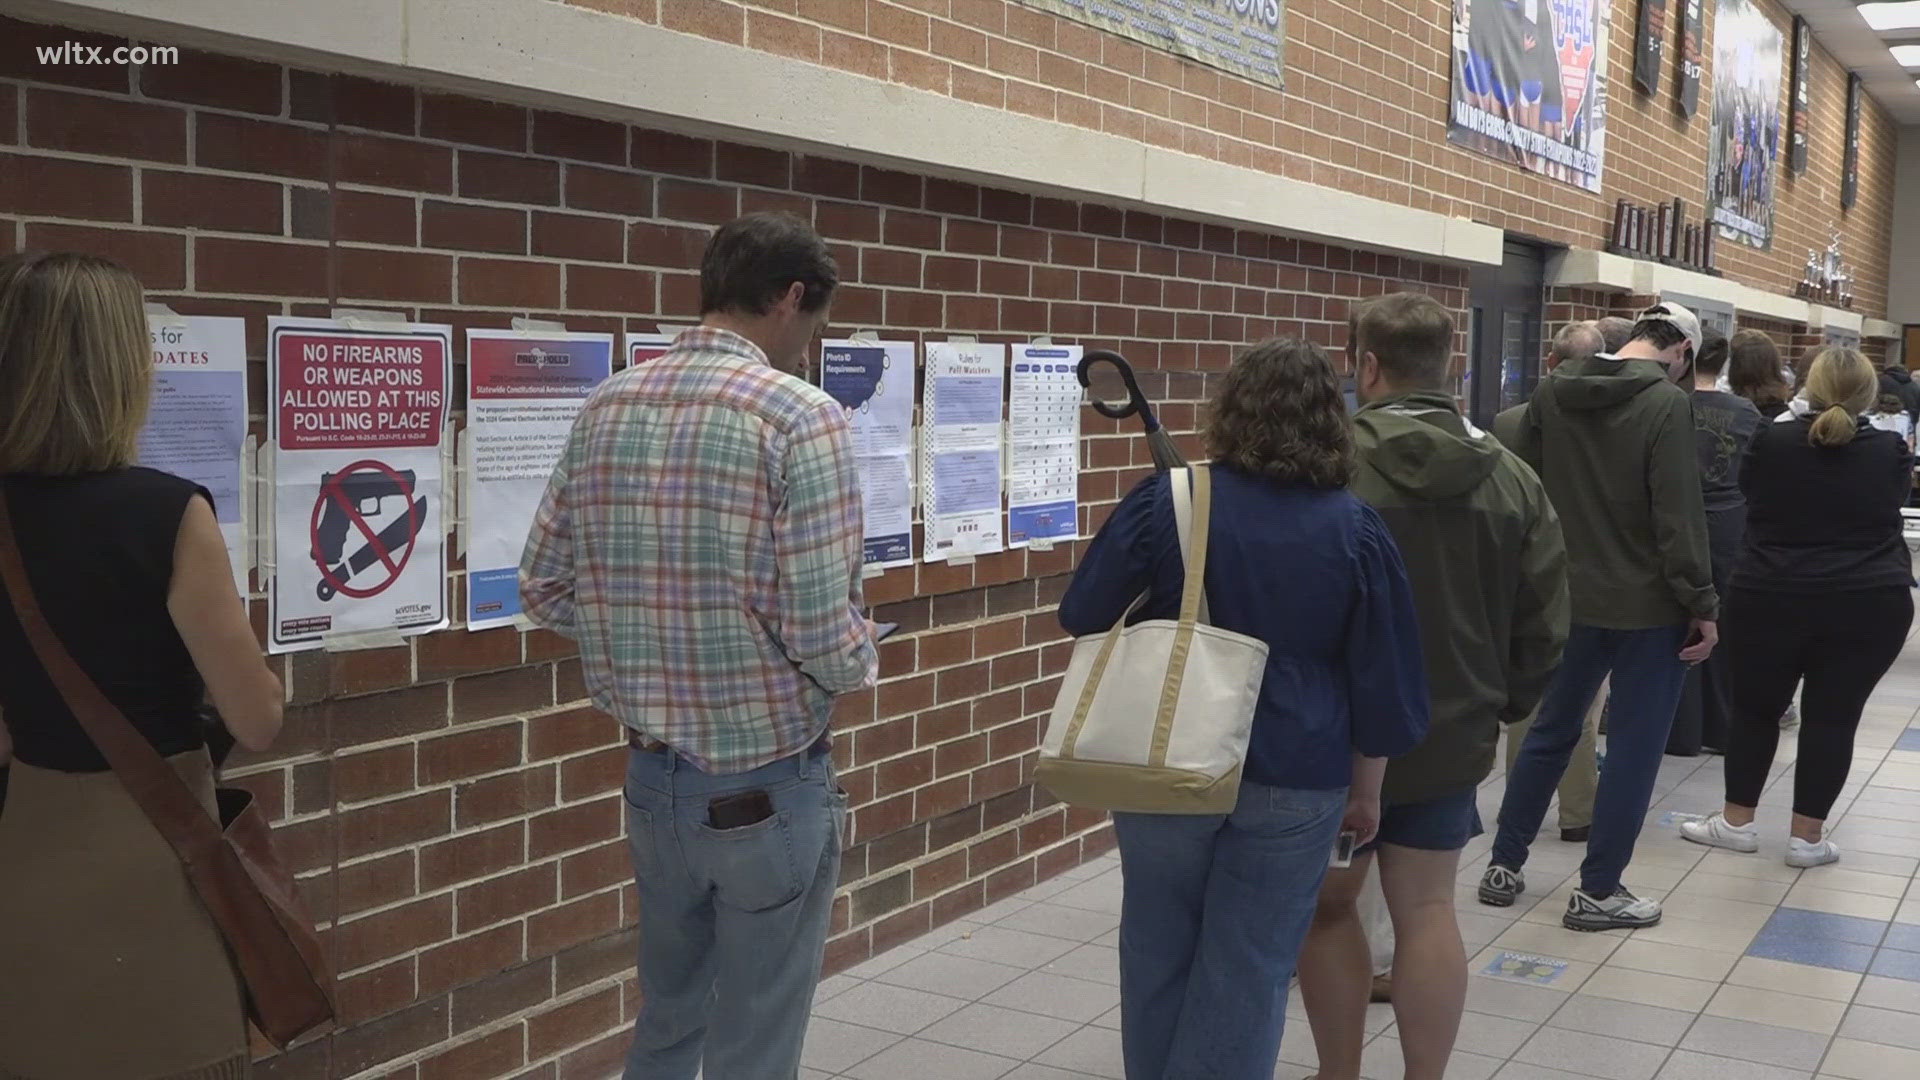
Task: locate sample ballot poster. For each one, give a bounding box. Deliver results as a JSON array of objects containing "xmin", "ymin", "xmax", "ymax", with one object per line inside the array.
[
  {"xmin": 267, "ymin": 317, "xmax": 451, "ymax": 652},
  {"xmin": 1706, "ymin": 0, "xmax": 1783, "ymax": 249},
  {"xmin": 923, "ymin": 342, "xmax": 1006, "ymax": 562},
  {"xmin": 137, "ymin": 315, "xmax": 248, "ymax": 593},
  {"xmin": 625, "ymin": 333, "xmax": 673, "ymax": 369},
  {"xmin": 820, "ymin": 339, "xmax": 915, "ymax": 569},
  {"xmin": 466, "ymin": 330, "xmax": 613, "ymax": 629},
  {"xmin": 1007, "ymin": 344, "xmax": 1082, "ymax": 548},
  {"xmin": 1448, "ymin": 0, "xmax": 1610, "ymax": 193}
]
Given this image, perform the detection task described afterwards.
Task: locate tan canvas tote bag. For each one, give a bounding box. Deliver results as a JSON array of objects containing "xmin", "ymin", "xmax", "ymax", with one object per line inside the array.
[{"xmin": 1036, "ymin": 465, "xmax": 1268, "ymax": 814}]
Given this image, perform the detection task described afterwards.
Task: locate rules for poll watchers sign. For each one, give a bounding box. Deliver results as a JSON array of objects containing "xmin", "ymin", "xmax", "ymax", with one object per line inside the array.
[{"xmin": 267, "ymin": 317, "xmax": 451, "ymax": 653}]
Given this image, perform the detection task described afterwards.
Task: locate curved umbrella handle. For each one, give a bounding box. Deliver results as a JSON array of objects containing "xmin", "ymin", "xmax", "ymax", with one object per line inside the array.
[{"xmin": 1077, "ymin": 349, "xmax": 1161, "ymax": 432}]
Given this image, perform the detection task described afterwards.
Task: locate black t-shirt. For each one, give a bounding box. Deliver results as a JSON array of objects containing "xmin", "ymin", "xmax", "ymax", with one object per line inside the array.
[
  {"xmin": 1692, "ymin": 390, "xmax": 1761, "ymax": 513},
  {"xmin": 0, "ymin": 468, "xmax": 212, "ymax": 771},
  {"xmin": 1733, "ymin": 418, "xmax": 1914, "ymax": 593}
]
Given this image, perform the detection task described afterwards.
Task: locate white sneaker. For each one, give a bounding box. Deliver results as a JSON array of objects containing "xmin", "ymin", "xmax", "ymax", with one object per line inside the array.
[
  {"xmin": 1565, "ymin": 887, "xmax": 1662, "ymax": 931},
  {"xmin": 1680, "ymin": 812, "xmax": 1759, "ymax": 853},
  {"xmin": 1787, "ymin": 837, "xmax": 1840, "ymax": 868},
  {"xmin": 1780, "ymin": 704, "xmax": 1801, "ymax": 731}
]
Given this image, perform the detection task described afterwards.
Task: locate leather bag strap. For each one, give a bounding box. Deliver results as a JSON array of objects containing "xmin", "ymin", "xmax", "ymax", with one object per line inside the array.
[{"xmin": 0, "ymin": 488, "xmax": 228, "ymax": 867}]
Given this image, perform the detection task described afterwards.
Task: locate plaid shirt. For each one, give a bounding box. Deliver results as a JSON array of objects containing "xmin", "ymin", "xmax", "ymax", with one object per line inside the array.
[{"xmin": 520, "ymin": 326, "xmax": 876, "ymax": 774}]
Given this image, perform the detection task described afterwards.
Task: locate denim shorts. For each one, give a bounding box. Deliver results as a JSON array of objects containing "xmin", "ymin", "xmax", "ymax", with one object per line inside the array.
[{"xmin": 1359, "ymin": 786, "xmax": 1484, "ymax": 855}]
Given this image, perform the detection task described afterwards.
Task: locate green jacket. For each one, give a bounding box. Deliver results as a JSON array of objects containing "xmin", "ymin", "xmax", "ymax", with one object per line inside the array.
[
  {"xmin": 1352, "ymin": 392, "xmax": 1570, "ymax": 806},
  {"xmin": 1507, "ymin": 355, "xmax": 1718, "ymax": 628}
]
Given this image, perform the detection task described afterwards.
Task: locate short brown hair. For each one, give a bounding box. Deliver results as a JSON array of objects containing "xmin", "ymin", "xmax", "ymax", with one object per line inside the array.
[
  {"xmin": 698, "ymin": 212, "xmax": 838, "ymax": 317},
  {"xmin": 1728, "ymin": 330, "xmax": 1787, "ymax": 407},
  {"xmin": 1205, "ymin": 338, "xmax": 1353, "ymax": 489},
  {"xmin": 1352, "ymin": 292, "xmax": 1454, "ymax": 388},
  {"xmin": 0, "ymin": 252, "xmax": 152, "ymax": 475}
]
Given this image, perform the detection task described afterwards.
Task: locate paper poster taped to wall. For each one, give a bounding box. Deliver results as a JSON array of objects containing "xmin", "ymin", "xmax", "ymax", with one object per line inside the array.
[
  {"xmin": 267, "ymin": 317, "xmax": 451, "ymax": 652},
  {"xmin": 923, "ymin": 342, "xmax": 1006, "ymax": 562},
  {"xmin": 1008, "ymin": 344, "xmax": 1082, "ymax": 549},
  {"xmin": 625, "ymin": 332, "xmax": 672, "ymax": 369},
  {"xmin": 1448, "ymin": 0, "xmax": 1610, "ymax": 193},
  {"xmin": 1015, "ymin": 0, "xmax": 1285, "ymax": 91},
  {"xmin": 1706, "ymin": 0, "xmax": 1783, "ymax": 249},
  {"xmin": 138, "ymin": 314, "xmax": 249, "ymax": 593},
  {"xmin": 819, "ymin": 339, "xmax": 916, "ymax": 570},
  {"xmin": 465, "ymin": 330, "xmax": 613, "ymax": 630}
]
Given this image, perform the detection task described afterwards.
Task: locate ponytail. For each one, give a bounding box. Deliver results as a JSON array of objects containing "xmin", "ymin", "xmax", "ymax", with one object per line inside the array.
[{"xmin": 1808, "ymin": 403, "xmax": 1858, "ymax": 447}]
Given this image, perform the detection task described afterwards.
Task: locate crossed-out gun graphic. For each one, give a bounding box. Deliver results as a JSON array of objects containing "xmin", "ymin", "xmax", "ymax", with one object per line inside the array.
[{"xmin": 312, "ymin": 468, "xmax": 427, "ymax": 601}]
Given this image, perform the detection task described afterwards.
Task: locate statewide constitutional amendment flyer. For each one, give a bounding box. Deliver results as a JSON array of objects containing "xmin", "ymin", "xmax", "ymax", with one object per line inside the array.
[
  {"xmin": 137, "ymin": 315, "xmax": 249, "ymax": 593},
  {"xmin": 1007, "ymin": 344, "xmax": 1082, "ymax": 548},
  {"xmin": 923, "ymin": 342, "xmax": 1006, "ymax": 561},
  {"xmin": 820, "ymin": 339, "xmax": 916, "ymax": 569},
  {"xmin": 465, "ymin": 330, "xmax": 613, "ymax": 630},
  {"xmin": 267, "ymin": 317, "xmax": 451, "ymax": 652}
]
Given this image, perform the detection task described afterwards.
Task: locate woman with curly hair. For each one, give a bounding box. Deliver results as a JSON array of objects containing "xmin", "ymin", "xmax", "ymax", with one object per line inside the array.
[{"xmin": 1058, "ymin": 338, "xmax": 1430, "ymax": 1080}]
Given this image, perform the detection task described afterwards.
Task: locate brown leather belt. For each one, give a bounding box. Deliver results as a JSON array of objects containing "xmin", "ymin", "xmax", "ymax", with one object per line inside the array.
[{"xmin": 626, "ymin": 730, "xmax": 670, "ymax": 753}]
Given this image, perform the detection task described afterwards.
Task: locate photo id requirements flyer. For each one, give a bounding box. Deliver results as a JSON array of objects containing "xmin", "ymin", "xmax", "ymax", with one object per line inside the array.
[{"xmin": 819, "ymin": 339, "xmax": 915, "ymax": 569}]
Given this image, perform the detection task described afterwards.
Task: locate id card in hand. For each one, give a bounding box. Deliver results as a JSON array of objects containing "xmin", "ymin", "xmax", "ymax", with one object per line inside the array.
[{"xmin": 1330, "ymin": 830, "xmax": 1358, "ymax": 869}]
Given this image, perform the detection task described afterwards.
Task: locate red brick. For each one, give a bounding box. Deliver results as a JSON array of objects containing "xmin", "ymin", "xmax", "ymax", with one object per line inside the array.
[
  {"xmin": 561, "ymin": 840, "xmax": 631, "ymax": 898},
  {"xmin": 324, "ymin": 645, "xmax": 415, "ymax": 697},
  {"xmin": 533, "ymin": 111, "xmax": 627, "ymax": 165},
  {"xmin": 418, "ymin": 624, "xmax": 524, "ymax": 679},
  {"xmin": 456, "ymin": 765, "xmax": 558, "ymax": 828},
  {"xmin": 456, "ymin": 863, "xmax": 558, "ymax": 932},
  {"xmin": 333, "ymin": 997, "xmax": 449, "ymax": 1077},
  {"xmin": 529, "ymin": 706, "xmax": 623, "ymax": 760},
  {"xmin": 418, "ymin": 922, "xmax": 526, "ymax": 998},
  {"xmin": 559, "ymin": 746, "xmax": 626, "ymax": 801},
  {"xmin": 142, "ymin": 51, "xmax": 282, "ymax": 114},
  {"xmin": 338, "ymin": 790, "xmax": 453, "ymax": 860},
  {"xmin": 460, "ymin": 150, "xmax": 561, "ymax": 204},
  {"xmin": 528, "ymin": 986, "xmax": 622, "ymax": 1060},
  {"xmin": 25, "ymin": 88, "xmax": 185, "ymax": 161},
  {"xmin": 315, "ymin": 73, "xmax": 418, "ymax": 134},
  {"xmin": 421, "ymin": 200, "xmax": 528, "ymax": 254},
  {"xmin": 335, "ymin": 895, "xmax": 453, "ymax": 973},
  {"xmin": 336, "ymin": 745, "xmax": 418, "ymax": 804},
  {"xmin": 658, "ymin": 179, "xmax": 740, "ymax": 224},
  {"xmin": 558, "ymin": 1031, "xmax": 628, "ymax": 1080},
  {"xmin": 339, "ymin": 133, "xmax": 455, "ymax": 193},
  {"xmin": 0, "ymin": 20, "xmax": 130, "ymax": 92},
  {"xmin": 0, "ymin": 86, "xmax": 12, "ymax": 145},
  {"xmin": 460, "ymin": 257, "xmax": 562, "ymax": 307},
  {"xmin": 564, "ymin": 164, "xmax": 655, "ymax": 216},
  {"xmin": 627, "ymin": 221, "xmax": 711, "ymax": 267},
  {"xmin": 195, "ymin": 237, "xmax": 328, "ymax": 297},
  {"xmin": 884, "ymin": 289, "xmax": 943, "ymax": 327},
  {"xmin": 532, "ymin": 211, "xmax": 624, "ymax": 262},
  {"xmin": 917, "ymin": 774, "xmax": 973, "ymax": 820},
  {"xmin": 420, "ymin": 1025, "xmax": 524, "ymax": 1080},
  {"xmin": 23, "ymin": 224, "xmax": 183, "ymax": 289},
  {"xmin": 336, "ymin": 850, "xmax": 418, "ymax": 918},
  {"xmin": 567, "ymin": 264, "xmax": 657, "ymax": 312},
  {"xmin": 419, "ymin": 722, "xmax": 524, "ymax": 785},
  {"xmin": 883, "ymin": 210, "xmax": 941, "ymax": 248},
  {"xmin": 528, "ymin": 890, "xmax": 623, "ymax": 959},
  {"xmin": 530, "ymin": 795, "xmax": 622, "ymax": 859},
  {"xmin": 861, "ymin": 166, "xmax": 922, "ymax": 208},
  {"xmin": 450, "ymin": 959, "xmax": 554, "ymax": 1030},
  {"xmin": 715, "ymin": 142, "xmax": 791, "ymax": 186},
  {"xmin": 330, "ymin": 190, "xmax": 418, "ymax": 245},
  {"xmin": 335, "ymin": 247, "xmax": 454, "ymax": 304},
  {"xmin": 422, "ymin": 93, "xmax": 528, "ymax": 151},
  {"xmin": 141, "ymin": 170, "xmax": 283, "ymax": 234},
  {"xmin": 333, "ymin": 957, "xmax": 417, "ymax": 1026},
  {"xmin": 631, "ymin": 130, "xmax": 714, "ymax": 177},
  {"xmin": 0, "ymin": 154, "xmax": 133, "ymax": 220},
  {"xmin": 861, "ymin": 247, "xmax": 921, "ymax": 287},
  {"xmin": 422, "ymin": 821, "xmax": 528, "ymax": 891}
]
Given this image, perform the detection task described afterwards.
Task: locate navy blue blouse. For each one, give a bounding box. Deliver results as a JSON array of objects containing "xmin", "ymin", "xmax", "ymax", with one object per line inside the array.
[{"xmin": 1058, "ymin": 466, "xmax": 1430, "ymax": 793}]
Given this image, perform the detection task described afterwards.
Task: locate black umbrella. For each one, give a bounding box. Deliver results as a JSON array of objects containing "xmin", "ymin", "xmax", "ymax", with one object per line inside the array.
[{"xmin": 1077, "ymin": 349, "xmax": 1185, "ymax": 471}]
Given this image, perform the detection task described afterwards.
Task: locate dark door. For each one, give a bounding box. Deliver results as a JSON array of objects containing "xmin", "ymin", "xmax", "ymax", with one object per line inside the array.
[{"xmin": 1465, "ymin": 240, "xmax": 1549, "ymax": 429}]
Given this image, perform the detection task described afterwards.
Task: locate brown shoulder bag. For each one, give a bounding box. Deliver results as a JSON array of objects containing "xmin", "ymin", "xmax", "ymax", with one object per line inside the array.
[{"xmin": 0, "ymin": 490, "xmax": 335, "ymax": 1049}]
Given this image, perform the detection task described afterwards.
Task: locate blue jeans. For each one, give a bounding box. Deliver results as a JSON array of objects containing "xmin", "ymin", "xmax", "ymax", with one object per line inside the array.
[
  {"xmin": 1493, "ymin": 623, "xmax": 1689, "ymax": 896},
  {"xmin": 622, "ymin": 742, "xmax": 844, "ymax": 1080},
  {"xmin": 1112, "ymin": 781, "xmax": 1346, "ymax": 1080}
]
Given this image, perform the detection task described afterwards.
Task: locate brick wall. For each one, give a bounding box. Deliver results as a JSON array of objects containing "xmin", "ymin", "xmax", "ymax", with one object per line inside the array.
[
  {"xmin": 0, "ymin": 18, "xmax": 1472, "ymax": 1078},
  {"xmin": 597, "ymin": 0, "xmax": 1904, "ymax": 318}
]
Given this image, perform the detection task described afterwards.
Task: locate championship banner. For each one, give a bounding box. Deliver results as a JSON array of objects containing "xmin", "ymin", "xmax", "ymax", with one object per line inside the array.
[
  {"xmin": 1706, "ymin": 0, "xmax": 1783, "ymax": 250},
  {"xmin": 1676, "ymin": 0, "xmax": 1703, "ymax": 118},
  {"xmin": 1788, "ymin": 16, "xmax": 1811, "ymax": 175},
  {"xmin": 1633, "ymin": 0, "xmax": 1668, "ymax": 96},
  {"xmin": 267, "ymin": 317, "xmax": 451, "ymax": 652},
  {"xmin": 1448, "ymin": 0, "xmax": 1609, "ymax": 193},
  {"xmin": 1014, "ymin": 0, "xmax": 1285, "ymax": 90}
]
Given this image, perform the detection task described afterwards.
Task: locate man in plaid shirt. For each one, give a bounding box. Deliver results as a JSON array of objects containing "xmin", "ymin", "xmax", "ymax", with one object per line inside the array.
[{"xmin": 521, "ymin": 212, "xmax": 877, "ymax": 1079}]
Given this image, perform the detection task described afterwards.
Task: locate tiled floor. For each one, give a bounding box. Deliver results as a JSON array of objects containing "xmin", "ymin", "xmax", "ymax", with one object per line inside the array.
[{"xmin": 800, "ymin": 632, "xmax": 1920, "ymax": 1079}]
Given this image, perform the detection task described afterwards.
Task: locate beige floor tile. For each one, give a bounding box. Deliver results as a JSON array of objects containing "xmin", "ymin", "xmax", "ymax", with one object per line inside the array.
[
  {"xmin": 1782, "ymin": 884, "xmax": 1901, "ymax": 921},
  {"xmin": 1670, "ymin": 871, "xmax": 1794, "ymax": 906},
  {"xmin": 1493, "ymin": 921, "xmax": 1628, "ymax": 964},
  {"xmin": 1580, "ymin": 966, "xmax": 1719, "ymax": 1012},
  {"xmin": 1818, "ymin": 1038, "xmax": 1920, "ymax": 1079},
  {"xmin": 1607, "ymin": 939, "xmax": 1741, "ymax": 982},
  {"xmin": 1792, "ymin": 866, "xmax": 1912, "ymax": 898},
  {"xmin": 1726, "ymin": 956, "xmax": 1864, "ymax": 1003},
  {"xmin": 1620, "ymin": 861, "xmax": 1692, "ymax": 890},
  {"xmin": 1659, "ymin": 893, "xmax": 1779, "ymax": 930},
  {"xmin": 1703, "ymin": 985, "xmax": 1848, "ymax": 1035},
  {"xmin": 1628, "ymin": 914, "xmax": 1761, "ymax": 955},
  {"xmin": 1854, "ymin": 975, "xmax": 1920, "ymax": 1016},
  {"xmin": 1694, "ymin": 850, "xmax": 1805, "ymax": 883}
]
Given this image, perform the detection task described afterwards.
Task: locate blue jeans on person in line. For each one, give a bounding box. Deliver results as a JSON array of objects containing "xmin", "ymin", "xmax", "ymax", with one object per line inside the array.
[
  {"xmin": 1492, "ymin": 623, "xmax": 1690, "ymax": 897},
  {"xmin": 1112, "ymin": 780, "xmax": 1346, "ymax": 1080},
  {"xmin": 621, "ymin": 740, "xmax": 844, "ymax": 1080}
]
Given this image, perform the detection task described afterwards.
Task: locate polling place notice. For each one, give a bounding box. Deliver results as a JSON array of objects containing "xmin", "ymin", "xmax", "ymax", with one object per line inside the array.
[
  {"xmin": 923, "ymin": 342, "xmax": 1006, "ymax": 561},
  {"xmin": 267, "ymin": 317, "xmax": 451, "ymax": 652},
  {"xmin": 820, "ymin": 339, "xmax": 915, "ymax": 569},
  {"xmin": 465, "ymin": 330, "xmax": 613, "ymax": 629},
  {"xmin": 137, "ymin": 315, "xmax": 248, "ymax": 592},
  {"xmin": 1007, "ymin": 343, "xmax": 1082, "ymax": 548}
]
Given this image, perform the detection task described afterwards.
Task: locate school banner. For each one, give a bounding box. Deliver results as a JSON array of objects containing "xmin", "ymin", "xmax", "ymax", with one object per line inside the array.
[
  {"xmin": 1843, "ymin": 73, "xmax": 1862, "ymax": 209},
  {"xmin": 1676, "ymin": 0, "xmax": 1703, "ymax": 117},
  {"xmin": 1014, "ymin": 0, "xmax": 1284, "ymax": 90},
  {"xmin": 1706, "ymin": 0, "xmax": 1783, "ymax": 250},
  {"xmin": 1632, "ymin": 0, "xmax": 1668, "ymax": 96},
  {"xmin": 1788, "ymin": 16, "xmax": 1811, "ymax": 174},
  {"xmin": 1448, "ymin": 0, "xmax": 1610, "ymax": 193},
  {"xmin": 267, "ymin": 317, "xmax": 451, "ymax": 652}
]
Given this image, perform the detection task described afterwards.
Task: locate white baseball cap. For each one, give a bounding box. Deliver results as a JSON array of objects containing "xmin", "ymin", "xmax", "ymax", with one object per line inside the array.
[{"xmin": 1637, "ymin": 301, "xmax": 1703, "ymax": 359}]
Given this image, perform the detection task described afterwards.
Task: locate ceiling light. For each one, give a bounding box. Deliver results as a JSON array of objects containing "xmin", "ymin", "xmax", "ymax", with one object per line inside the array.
[
  {"xmin": 1896, "ymin": 44, "xmax": 1920, "ymax": 65},
  {"xmin": 1862, "ymin": 2, "xmax": 1920, "ymax": 30}
]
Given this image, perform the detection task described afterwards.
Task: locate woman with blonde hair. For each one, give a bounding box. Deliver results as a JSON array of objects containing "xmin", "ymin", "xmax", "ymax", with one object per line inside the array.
[
  {"xmin": 1682, "ymin": 347, "xmax": 1913, "ymax": 868},
  {"xmin": 0, "ymin": 252, "xmax": 284, "ymax": 1078}
]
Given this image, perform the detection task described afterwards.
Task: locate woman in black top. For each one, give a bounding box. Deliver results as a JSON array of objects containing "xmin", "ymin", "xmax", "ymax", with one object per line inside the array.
[
  {"xmin": 0, "ymin": 253, "xmax": 284, "ymax": 1078},
  {"xmin": 1681, "ymin": 347, "xmax": 1914, "ymax": 869}
]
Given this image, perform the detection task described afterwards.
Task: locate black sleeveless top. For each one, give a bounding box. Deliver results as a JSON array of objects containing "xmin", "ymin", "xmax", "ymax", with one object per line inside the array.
[{"xmin": 0, "ymin": 468, "xmax": 212, "ymax": 771}]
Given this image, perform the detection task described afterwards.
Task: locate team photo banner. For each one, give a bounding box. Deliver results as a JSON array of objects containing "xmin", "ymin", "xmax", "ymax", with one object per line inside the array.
[
  {"xmin": 1448, "ymin": 0, "xmax": 1610, "ymax": 193},
  {"xmin": 1706, "ymin": 0, "xmax": 1783, "ymax": 250}
]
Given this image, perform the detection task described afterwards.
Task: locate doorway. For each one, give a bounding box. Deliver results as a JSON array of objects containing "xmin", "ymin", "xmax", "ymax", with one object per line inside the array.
[{"xmin": 1465, "ymin": 240, "xmax": 1549, "ymax": 429}]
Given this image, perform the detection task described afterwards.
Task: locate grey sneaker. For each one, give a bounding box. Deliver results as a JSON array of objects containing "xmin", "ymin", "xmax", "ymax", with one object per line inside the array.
[
  {"xmin": 1564, "ymin": 887, "xmax": 1662, "ymax": 931},
  {"xmin": 1478, "ymin": 865, "xmax": 1525, "ymax": 907}
]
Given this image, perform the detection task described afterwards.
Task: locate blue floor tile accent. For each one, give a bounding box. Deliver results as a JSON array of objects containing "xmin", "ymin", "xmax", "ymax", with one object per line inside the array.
[
  {"xmin": 1868, "ymin": 947, "xmax": 1920, "ymax": 983},
  {"xmin": 1896, "ymin": 727, "xmax": 1920, "ymax": 752},
  {"xmin": 1747, "ymin": 933, "xmax": 1877, "ymax": 972},
  {"xmin": 1754, "ymin": 906, "xmax": 1892, "ymax": 948},
  {"xmin": 1886, "ymin": 923, "xmax": 1920, "ymax": 953}
]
